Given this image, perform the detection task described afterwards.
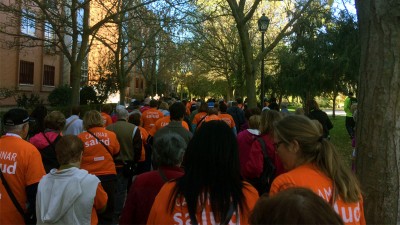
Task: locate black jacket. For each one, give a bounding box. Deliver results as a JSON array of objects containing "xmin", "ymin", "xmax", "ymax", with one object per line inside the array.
[{"xmin": 308, "ymin": 110, "xmax": 333, "ymax": 138}]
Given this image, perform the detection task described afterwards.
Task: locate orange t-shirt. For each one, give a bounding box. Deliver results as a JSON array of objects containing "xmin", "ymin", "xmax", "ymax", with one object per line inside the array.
[
  {"xmin": 101, "ymin": 112, "xmax": 113, "ymax": 127},
  {"xmin": 149, "ymin": 116, "xmax": 190, "ymax": 136},
  {"xmin": 78, "ymin": 127, "xmax": 120, "ymax": 176},
  {"xmin": 218, "ymin": 113, "xmax": 236, "ymax": 129},
  {"xmin": 270, "ymin": 163, "xmax": 366, "ymax": 225},
  {"xmin": 185, "ymin": 102, "xmax": 191, "ymax": 116},
  {"xmin": 147, "ymin": 181, "xmax": 259, "ymax": 224},
  {"xmin": 0, "ymin": 134, "xmax": 46, "ymax": 224},
  {"xmin": 192, "ymin": 112, "xmax": 207, "ymax": 125},
  {"xmin": 91, "ymin": 183, "xmax": 108, "ymax": 225},
  {"xmin": 137, "ymin": 126, "xmax": 149, "ymax": 162},
  {"xmin": 196, "ymin": 115, "xmax": 220, "ymax": 130},
  {"xmin": 141, "ymin": 108, "xmax": 164, "ymax": 133}
]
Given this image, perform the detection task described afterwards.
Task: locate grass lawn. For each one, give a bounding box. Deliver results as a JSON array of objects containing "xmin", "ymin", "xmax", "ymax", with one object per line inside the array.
[{"xmin": 329, "ymin": 115, "xmax": 353, "ymax": 167}]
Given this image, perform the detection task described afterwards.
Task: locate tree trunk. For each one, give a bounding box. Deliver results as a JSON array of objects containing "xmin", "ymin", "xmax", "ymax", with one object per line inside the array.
[
  {"xmin": 355, "ymin": 0, "xmax": 400, "ymax": 223},
  {"xmin": 70, "ymin": 62, "xmax": 82, "ymax": 106},
  {"xmin": 332, "ymin": 93, "xmax": 337, "ymax": 118}
]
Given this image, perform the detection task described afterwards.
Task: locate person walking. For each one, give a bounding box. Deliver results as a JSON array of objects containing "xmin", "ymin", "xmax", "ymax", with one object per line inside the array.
[
  {"xmin": 101, "ymin": 104, "xmax": 113, "ymax": 127},
  {"xmin": 0, "ymin": 108, "xmax": 46, "ymax": 224},
  {"xmin": 119, "ymin": 133, "xmax": 186, "ymax": 225},
  {"xmin": 141, "ymin": 99, "xmax": 164, "ymax": 134},
  {"xmin": 218, "ymin": 102, "xmax": 237, "ymax": 135},
  {"xmin": 153, "ymin": 102, "xmax": 192, "ymax": 145},
  {"xmin": 307, "ymin": 99, "xmax": 333, "ymax": 139},
  {"xmin": 250, "ymin": 187, "xmax": 344, "ymax": 225},
  {"xmin": 344, "ymin": 92, "xmax": 357, "ymax": 138},
  {"xmin": 191, "ymin": 101, "xmax": 208, "ymax": 131},
  {"xmin": 147, "ymin": 120, "xmax": 259, "ymax": 224},
  {"xmin": 63, "ymin": 106, "xmax": 83, "ymax": 135},
  {"xmin": 30, "ymin": 111, "xmax": 65, "ymax": 173},
  {"xmin": 245, "ymin": 110, "xmax": 284, "ymax": 195},
  {"xmin": 36, "ymin": 135, "xmax": 108, "ymax": 225},
  {"xmin": 270, "ymin": 115, "xmax": 365, "ymax": 225},
  {"xmin": 237, "ymin": 115, "xmax": 261, "ymax": 179},
  {"xmin": 78, "ymin": 110, "xmax": 120, "ymax": 225},
  {"xmin": 106, "ymin": 107, "xmax": 142, "ymax": 222},
  {"xmin": 227, "ymin": 101, "xmax": 246, "ymax": 133}
]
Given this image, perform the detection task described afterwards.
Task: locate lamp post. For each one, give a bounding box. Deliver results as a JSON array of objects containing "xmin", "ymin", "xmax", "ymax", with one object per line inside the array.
[{"xmin": 258, "ymin": 13, "xmax": 270, "ymax": 106}]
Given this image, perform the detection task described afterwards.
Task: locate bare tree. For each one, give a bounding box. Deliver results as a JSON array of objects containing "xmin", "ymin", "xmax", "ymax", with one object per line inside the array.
[{"xmin": 0, "ymin": 0, "xmax": 158, "ymax": 106}]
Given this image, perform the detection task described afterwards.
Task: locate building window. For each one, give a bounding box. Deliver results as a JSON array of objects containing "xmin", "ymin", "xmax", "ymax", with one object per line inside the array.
[
  {"xmin": 44, "ymin": 21, "xmax": 56, "ymax": 53},
  {"xmin": 19, "ymin": 60, "xmax": 34, "ymax": 85},
  {"xmin": 135, "ymin": 78, "xmax": 139, "ymax": 88},
  {"xmin": 43, "ymin": 65, "xmax": 55, "ymax": 86},
  {"xmin": 21, "ymin": 9, "xmax": 36, "ymax": 36},
  {"xmin": 140, "ymin": 79, "xmax": 144, "ymax": 89}
]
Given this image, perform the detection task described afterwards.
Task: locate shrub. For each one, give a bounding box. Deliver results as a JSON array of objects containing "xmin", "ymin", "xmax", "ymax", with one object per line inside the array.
[
  {"xmin": 80, "ymin": 85, "xmax": 98, "ymax": 105},
  {"xmin": 48, "ymin": 85, "xmax": 72, "ymax": 106},
  {"xmin": 16, "ymin": 93, "xmax": 43, "ymax": 110}
]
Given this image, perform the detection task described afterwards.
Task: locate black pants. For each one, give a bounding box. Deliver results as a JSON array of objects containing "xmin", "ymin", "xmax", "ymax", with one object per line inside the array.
[
  {"xmin": 345, "ymin": 116, "xmax": 355, "ymax": 138},
  {"xmin": 97, "ymin": 175, "xmax": 117, "ymax": 225}
]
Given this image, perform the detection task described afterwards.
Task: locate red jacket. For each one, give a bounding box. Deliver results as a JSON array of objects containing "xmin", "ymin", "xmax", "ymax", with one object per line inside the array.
[
  {"xmin": 119, "ymin": 166, "xmax": 184, "ymax": 225},
  {"xmin": 237, "ymin": 130, "xmax": 285, "ymax": 179}
]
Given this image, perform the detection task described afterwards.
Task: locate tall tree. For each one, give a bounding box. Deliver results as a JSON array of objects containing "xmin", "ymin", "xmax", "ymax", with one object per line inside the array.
[
  {"xmin": 224, "ymin": 0, "xmax": 315, "ymax": 107},
  {"xmin": 355, "ymin": 0, "xmax": 400, "ymax": 223}
]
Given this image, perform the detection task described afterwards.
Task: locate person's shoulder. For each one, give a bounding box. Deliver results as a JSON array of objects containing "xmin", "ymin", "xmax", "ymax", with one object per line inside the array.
[
  {"xmin": 242, "ymin": 181, "xmax": 259, "ymax": 197},
  {"xmin": 15, "ymin": 138, "xmax": 39, "ymax": 150}
]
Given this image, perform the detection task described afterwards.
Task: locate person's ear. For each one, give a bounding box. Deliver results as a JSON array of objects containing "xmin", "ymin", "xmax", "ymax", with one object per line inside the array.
[
  {"xmin": 22, "ymin": 123, "xmax": 29, "ymax": 138},
  {"xmin": 290, "ymin": 140, "xmax": 300, "ymax": 153}
]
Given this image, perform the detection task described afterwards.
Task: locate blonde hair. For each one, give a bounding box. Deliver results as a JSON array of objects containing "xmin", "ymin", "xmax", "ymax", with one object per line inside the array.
[
  {"xmin": 273, "ymin": 115, "xmax": 361, "ymax": 203},
  {"xmin": 159, "ymin": 101, "xmax": 169, "ymax": 111},
  {"xmin": 83, "ymin": 110, "xmax": 103, "ymax": 130},
  {"xmin": 44, "ymin": 111, "xmax": 66, "ymax": 130},
  {"xmin": 248, "ymin": 115, "xmax": 261, "ymax": 129},
  {"xmin": 259, "ymin": 110, "xmax": 283, "ymax": 135}
]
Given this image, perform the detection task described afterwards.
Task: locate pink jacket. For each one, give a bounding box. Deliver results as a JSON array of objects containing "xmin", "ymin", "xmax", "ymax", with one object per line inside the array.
[{"xmin": 30, "ymin": 131, "xmax": 60, "ymax": 150}]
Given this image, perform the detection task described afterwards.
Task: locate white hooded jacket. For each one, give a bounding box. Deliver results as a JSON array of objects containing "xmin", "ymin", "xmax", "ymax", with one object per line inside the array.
[{"xmin": 36, "ymin": 167, "xmax": 100, "ymax": 225}]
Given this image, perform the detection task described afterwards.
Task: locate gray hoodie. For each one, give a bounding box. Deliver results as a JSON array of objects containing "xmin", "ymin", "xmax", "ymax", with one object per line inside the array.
[{"xmin": 36, "ymin": 167, "xmax": 100, "ymax": 225}]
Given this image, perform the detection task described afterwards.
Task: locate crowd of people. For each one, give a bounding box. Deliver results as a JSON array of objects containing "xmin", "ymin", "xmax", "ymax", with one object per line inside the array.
[{"xmin": 0, "ymin": 95, "xmax": 364, "ymax": 225}]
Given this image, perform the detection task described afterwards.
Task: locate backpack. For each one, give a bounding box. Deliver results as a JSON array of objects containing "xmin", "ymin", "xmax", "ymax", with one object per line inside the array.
[
  {"xmin": 247, "ymin": 137, "xmax": 276, "ymax": 195},
  {"xmin": 40, "ymin": 133, "xmax": 62, "ymax": 173}
]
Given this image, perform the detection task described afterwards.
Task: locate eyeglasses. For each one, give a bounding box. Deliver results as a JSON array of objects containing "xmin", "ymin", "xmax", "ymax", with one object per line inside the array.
[{"xmin": 273, "ymin": 141, "xmax": 285, "ymax": 149}]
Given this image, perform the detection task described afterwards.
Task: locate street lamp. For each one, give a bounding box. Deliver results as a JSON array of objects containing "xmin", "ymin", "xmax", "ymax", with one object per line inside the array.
[{"xmin": 258, "ymin": 13, "xmax": 270, "ymax": 106}]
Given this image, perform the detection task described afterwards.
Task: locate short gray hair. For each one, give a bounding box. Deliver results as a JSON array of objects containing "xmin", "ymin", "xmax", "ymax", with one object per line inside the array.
[
  {"xmin": 116, "ymin": 107, "xmax": 129, "ymax": 120},
  {"xmin": 4, "ymin": 123, "xmax": 25, "ymax": 133},
  {"xmin": 152, "ymin": 133, "xmax": 186, "ymax": 166}
]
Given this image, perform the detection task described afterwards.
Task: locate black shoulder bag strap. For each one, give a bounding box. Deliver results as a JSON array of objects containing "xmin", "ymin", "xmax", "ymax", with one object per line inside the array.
[
  {"xmin": 158, "ymin": 169, "xmax": 169, "ymax": 182},
  {"xmin": 86, "ymin": 130, "xmax": 113, "ymax": 157},
  {"xmin": 42, "ymin": 132, "xmax": 58, "ymax": 150},
  {"xmin": 197, "ymin": 115, "xmax": 207, "ymax": 129},
  {"xmin": 189, "ymin": 202, "xmax": 235, "ymax": 225},
  {"xmin": 0, "ymin": 169, "xmax": 25, "ymax": 217},
  {"xmin": 257, "ymin": 137, "xmax": 267, "ymax": 156}
]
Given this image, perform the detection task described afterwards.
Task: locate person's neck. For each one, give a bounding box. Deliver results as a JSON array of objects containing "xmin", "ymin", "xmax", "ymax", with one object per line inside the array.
[
  {"xmin": 59, "ymin": 162, "xmax": 80, "ymax": 170},
  {"xmin": 6, "ymin": 131, "xmax": 25, "ymax": 139}
]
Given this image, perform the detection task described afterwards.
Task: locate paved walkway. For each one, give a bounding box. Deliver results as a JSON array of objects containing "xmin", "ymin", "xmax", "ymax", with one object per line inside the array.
[{"xmin": 323, "ymin": 110, "xmax": 346, "ymax": 116}]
